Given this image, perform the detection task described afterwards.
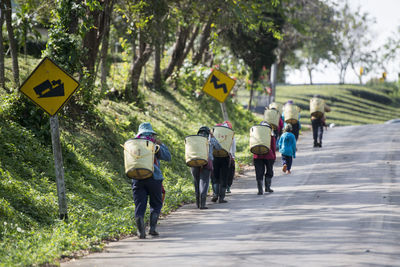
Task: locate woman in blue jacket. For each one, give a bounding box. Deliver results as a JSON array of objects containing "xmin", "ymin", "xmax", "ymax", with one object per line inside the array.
[
  {"xmin": 278, "ymin": 124, "xmax": 296, "ymax": 174},
  {"xmin": 133, "ymin": 122, "xmax": 171, "ymax": 239}
]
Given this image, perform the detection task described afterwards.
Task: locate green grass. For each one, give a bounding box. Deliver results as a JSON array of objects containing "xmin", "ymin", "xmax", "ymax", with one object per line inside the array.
[
  {"xmin": 237, "ymin": 84, "xmax": 400, "ymax": 127},
  {"xmin": 0, "ymin": 57, "xmax": 258, "ymax": 266},
  {"xmin": 1, "ymin": 56, "xmax": 400, "ymax": 266}
]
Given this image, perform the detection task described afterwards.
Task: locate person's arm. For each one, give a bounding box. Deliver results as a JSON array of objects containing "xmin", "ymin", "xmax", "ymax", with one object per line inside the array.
[
  {"xmin": 210, "ymin": 135, "xmax": 222, "ymax": 151},
  {"xmin": 230, "ymin": 137, "xmax": 236, "ymax": 159},
  {"xmin": 292, "ymin": 135, "xmax": 296, "ymax": 158},
  {"xmin": 157, "ymin": 143, "xmax": 171, "ymax": 161}
]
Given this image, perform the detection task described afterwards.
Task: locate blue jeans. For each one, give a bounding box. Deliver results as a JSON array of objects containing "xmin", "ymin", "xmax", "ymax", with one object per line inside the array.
[
  {"xmin": 281, "ymin": 154, "xmax": 293, "ymax": 171},
  {"xmin": 132, "ymin": 177, "xmax": 163, "ymax": 218}
]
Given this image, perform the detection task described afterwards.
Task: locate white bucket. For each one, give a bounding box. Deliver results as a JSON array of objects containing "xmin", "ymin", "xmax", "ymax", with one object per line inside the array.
[
  {"xmin": 283, "ymin": 104, "xmax": 299, "ymax": 124},
  {"xmin": 310, "ymin": 98, "xmax": 325, "ymax": 118},
  {"xmin": 264, "ymin": 108, "xmax": 280, "ymax": 130},
  {"xmin": 269, "ymin": 102, "xmax": 283, "ymax": 115},
  {"xmin": 212, "ymin": 126, "xmax": 234, "ymax": 157},
  {"xmin": 185, "ymin": 135, "xmax": 209, "ymax": 167},
  {"xmin": 123, "ymin": 138, "xmax": 157, "ymax": 179},
  {"xmin": 249, "ymin": 125, "xmax": 271, "ymax": 155}
]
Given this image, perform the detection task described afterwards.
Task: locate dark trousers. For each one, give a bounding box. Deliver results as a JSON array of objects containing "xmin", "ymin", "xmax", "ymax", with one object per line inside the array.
[
  {"xmin": 291, "ymin": 122, "xmax": 300, "ymax": 141},
  {"xmin": 213, "ymin": 156, "xmax": 230, "ymax": 198},
  {"xmin": 254, "ymin": 158, "xmax": 274, "ymax": 188},
  {"xmin": 281, "ymin": 154, "xmax": 293, "ymax": 171},
  {"xmin": 227, "ymin": 159, "xmax": 235, "ymax": 187},
  {"xmin": 311, "ymin": 118, "xmax": 324, "ymax": 144},
  {"xmin": 191, "ymin": 167, "xmax": 211, "ymax": 200},
  {"xmin": 132, "ymin": 177, "xmax": 163, "ymax": 218}
]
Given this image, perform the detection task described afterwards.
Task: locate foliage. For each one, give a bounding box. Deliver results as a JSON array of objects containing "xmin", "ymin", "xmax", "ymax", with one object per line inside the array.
[
  {"xmin": 0, "ymin": 58, "xmax": 257, "ymax": 265},
  {"xmin": 220, "ymin": 1, "xmax": 283, "ymax": 82},
  {"xmin": 43, "ymin": 0, "xmax": 104, "ymax": 123},
  {"xmin": 12, "ymin": 1, "xmax": 41, "ymax": 58},
  {"xmin": 331, "ymin": 2, "xmax": 375, "ymax": 84}
]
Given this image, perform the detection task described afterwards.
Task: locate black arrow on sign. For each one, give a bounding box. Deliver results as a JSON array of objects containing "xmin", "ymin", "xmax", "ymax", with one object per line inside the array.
[{"xmin": 210, "ymin": 75, "xmax": 227, "ymax": 93}]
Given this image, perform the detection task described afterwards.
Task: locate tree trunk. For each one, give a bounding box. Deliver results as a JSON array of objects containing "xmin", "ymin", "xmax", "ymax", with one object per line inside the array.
[
  {"xmin": 248, "ymin": 74, "xmax": 254, "ymax": 111},
  {"xmin": 0, "ymin": 6, "xmax": 6, "ymax": 91},
  {"xmin": 162, "ymin": 25, "xmax": 191, "ymax": 81},
  {"xmin": 176, "ymin": 25, "xmax": 199, "ymax": 71},
  {"xmin": 126, "ymin": 32, "xmax": 152, "ymax": 103},
  {"xmin": 153, "ymin": 22, "xmax": 162, "ymax": 91},
  {"xmin": 4, "ymin": 0, "xmax": 19, "ymax": 88},
  {"xmin": 192, "ymin": 18, "xmax": 213, "ymax": 65},
  {"xmin": 100, "ymin": 0, "xmax": 113, "ymax": 94},
  {"xmin": 82, "ymin": 0, "xmax": 111, "ymax": 75},
  {"xmin": 307, "ymin": 67, "xmax": 313, "ymax": 85}
]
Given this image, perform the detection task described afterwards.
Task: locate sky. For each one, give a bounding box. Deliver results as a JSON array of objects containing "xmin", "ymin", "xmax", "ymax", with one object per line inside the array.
[{"xmin": 286, "ymin": 0, "xmax": 400, "ymax": 84}]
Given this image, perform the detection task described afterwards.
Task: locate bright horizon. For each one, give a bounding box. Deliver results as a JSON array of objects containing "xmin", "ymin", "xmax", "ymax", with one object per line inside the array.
[{"xmin": 286, "ymin": 0, "xmax": 400, "ymax": 85}]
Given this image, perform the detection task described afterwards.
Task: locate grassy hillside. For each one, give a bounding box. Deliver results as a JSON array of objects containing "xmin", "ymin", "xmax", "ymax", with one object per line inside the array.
[
  {"xmin": 275, "ymin": 84, "xmax": 400, "ymax": 126},
  {"xmin": 0, "ymin": 66, "xmax": 257, "ymax": 265},
  {"xmin": 1, "ymin": 56, "xmax": 400, "ymax": 266}
]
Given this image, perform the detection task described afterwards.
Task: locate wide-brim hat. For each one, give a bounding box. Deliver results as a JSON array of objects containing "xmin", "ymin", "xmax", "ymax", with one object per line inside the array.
[{"xmin": 137, "ymin": 122, "xmax": 157, "ymax": 136}]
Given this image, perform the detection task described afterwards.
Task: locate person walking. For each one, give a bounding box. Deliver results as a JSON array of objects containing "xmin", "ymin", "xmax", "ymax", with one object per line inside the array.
[
  {"xmin": 190, "ymin": 126, "xmax": 222, "ymax": 209},
  {"xmin": 310, "ymin": 95, "xmax": 331, "ymax": 147},
  {"xmin": 212, "ymin": 121, "xmax": 235, "ymax": 203},
  {"xmin": 278, "ymin": 124, "xmax": 296, "ymax": 174},
  {"xmin": 253, "ymin": 121, "xmax": 276, "ymax": 195},
  {"xmin": 132, "ymin": 122, "xmax": 171, "ymax": 239},
  {"xmin": 282, "ymin": 100, "xmax": 301, "ymax": 141}
]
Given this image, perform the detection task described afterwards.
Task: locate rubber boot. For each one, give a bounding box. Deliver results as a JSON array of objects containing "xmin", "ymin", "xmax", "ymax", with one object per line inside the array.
[
  {"xmin": 313, "ymin": 140, "xmax": 318, "ymax": 148},
  {"xmin": 211, "ymin": 184, "xmax": 219, "ymax": 202},
  {"xmin": 218, "ymin": 185, "xmax": 227, "ymax": 203},
  {"xmin": 265, "ymin": 177, "xmax": 273, "ymax": 193},
  {"xmin": 200, "ymin": 195, "xmax": 208, "ymax": 209},
  {"xmin": 135, "ymin": 217, "xmax": 146, "ymax": 239},
  {"xmin": 257, "ymin": 180, "xmax": 263, "ymax": 195},
  {"xmin": 195, "ymin": 194, "xmax": 200, "ymax": 208},
  {"xmin": 149, "ymin": 212, "xmax": 160, "ymax": 236}
]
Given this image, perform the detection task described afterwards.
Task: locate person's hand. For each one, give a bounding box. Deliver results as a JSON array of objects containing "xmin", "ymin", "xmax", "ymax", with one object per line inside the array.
[{"xmin": 154, "ymin": 138, "xmax": 162, "ymax": 145}]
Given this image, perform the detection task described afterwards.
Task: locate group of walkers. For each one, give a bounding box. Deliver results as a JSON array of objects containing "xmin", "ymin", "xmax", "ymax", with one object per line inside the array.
[{"xmin": 125, "ymin": 95, "xmax": 330, "ymax": 239}]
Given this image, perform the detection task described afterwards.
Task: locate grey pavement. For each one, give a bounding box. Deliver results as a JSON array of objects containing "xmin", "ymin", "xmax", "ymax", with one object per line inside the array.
[{"xmin": 62, "ymin": 124, "xmax": 400, "ymax": 267}]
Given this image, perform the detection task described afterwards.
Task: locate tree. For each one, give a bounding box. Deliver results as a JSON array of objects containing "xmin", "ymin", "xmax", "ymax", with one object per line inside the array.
[
  {"xmin": 99, "ymin": 0, "xmax": 114, "ymax": 94},
  {"xmin": 3, "ymin": 0, "xmax": 20, "ymax": 88},
  {"xmin": 276, "ymin": 0, "xmax": 338, "ymax": 84},
  {"xmin": 13, "ymin": 2, "xmax": 41, "ymax": 61},
  {"xmin": 116, "ymin": 0, "xmax": 156, "ymax": 102},
  {"xmin": 220, "ymin": 0, "xmax": 284, "ymax": 110},
  {"xmin": 331, "ymin": 3, "xmax": 373, "ymax": 84},
  {"xmin": 0, "ymin": 5, "xmax": 5, "ymax": 91},
  {"xmin": 380, "ymin": 25, "xmax": 400, "ymax": 79}
]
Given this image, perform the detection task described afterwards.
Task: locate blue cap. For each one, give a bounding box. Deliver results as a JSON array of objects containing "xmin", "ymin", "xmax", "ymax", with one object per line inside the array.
[{"xmin": 137, "ymin": 122, "xmax": 157, "ymax": 136}]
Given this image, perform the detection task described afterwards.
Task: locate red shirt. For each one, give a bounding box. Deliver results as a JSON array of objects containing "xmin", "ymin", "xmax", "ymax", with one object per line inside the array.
[{"xmin": 253, "ymin": 136, "xmax": 276, "ymax": 160}]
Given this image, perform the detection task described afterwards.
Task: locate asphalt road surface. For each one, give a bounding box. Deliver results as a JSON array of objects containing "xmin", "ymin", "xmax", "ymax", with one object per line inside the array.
[{"xmin": 62, "ymin": 124, "xmax": 400, "ymax": 267}]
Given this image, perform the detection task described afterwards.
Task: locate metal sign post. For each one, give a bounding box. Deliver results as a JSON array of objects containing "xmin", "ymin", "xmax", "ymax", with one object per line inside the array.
[
  {"xmin": 220, "ymin": 102, "xmax": 229, "ymax": 121},
  {"xmin": 19, "ymin": 57, "xmax": 80, "ymax": 220},
  {"xmin": 50, "ymin": 115, "xmax": 68, "ymax": 220},
  {"xmin": 270, "ymin": 62, "xmax": 277, "ymax": 105}
]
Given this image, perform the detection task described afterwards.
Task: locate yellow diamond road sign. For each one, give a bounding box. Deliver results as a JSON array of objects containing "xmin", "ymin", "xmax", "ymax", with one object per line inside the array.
[
  {"xmin": 19, "ymin": 57, "xmax": 80, "ymax": 116},
  {"xmin": 202, "ymin": 69, "xmax": 236, "ymax": 103}
]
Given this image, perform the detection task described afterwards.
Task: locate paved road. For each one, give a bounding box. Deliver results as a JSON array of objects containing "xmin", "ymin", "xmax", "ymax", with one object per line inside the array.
[{"xmin": 63, "ymin": 124, "xmax": 400, "ymax": 267}]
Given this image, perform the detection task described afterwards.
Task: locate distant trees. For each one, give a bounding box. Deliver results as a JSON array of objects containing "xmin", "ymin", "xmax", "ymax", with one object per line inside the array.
[
  {"xmin": 275, "ymin": 0, "xmax": 338, "ymax": 84},
  {"xmin": 331, "ymin": 4, "xmax": 374, "ymax": 84},
  {"xmin": 1, "ymin": 0, "xmax": 390, "ymax": 116}
]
